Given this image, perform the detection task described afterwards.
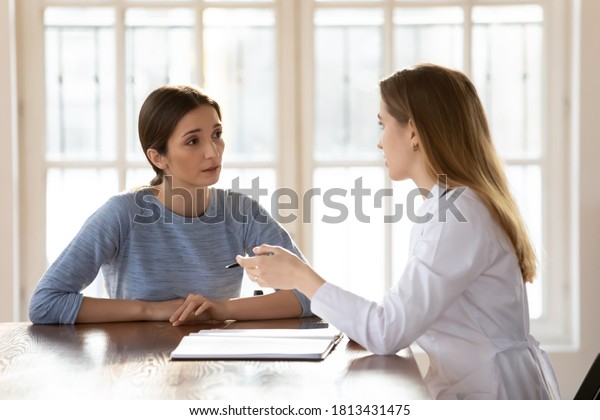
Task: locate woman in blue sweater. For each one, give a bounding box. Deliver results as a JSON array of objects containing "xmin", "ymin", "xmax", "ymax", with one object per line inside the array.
[{"xmin": 29, "ymin": 85, "xmax": 311, "ymax": 324}]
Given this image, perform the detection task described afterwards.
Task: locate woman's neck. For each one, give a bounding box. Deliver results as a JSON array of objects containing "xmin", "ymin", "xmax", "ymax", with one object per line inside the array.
[
  {"xmin": 412, "ymin": 172, "xmax": 437, "ymax": 198},
  {"xmin": 155, "ymin": 178, "xmax": 211, "ymax": 218}
]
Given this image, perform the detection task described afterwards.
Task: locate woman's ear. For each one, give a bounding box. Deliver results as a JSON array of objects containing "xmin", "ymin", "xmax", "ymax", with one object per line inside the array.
[
  {"xmin": 408, "ymin": 119, "xmax": 419, "ymax": 140},
  {"xmin": 147, "ymin": 149, "xmax": 167, "ymax": 170}
]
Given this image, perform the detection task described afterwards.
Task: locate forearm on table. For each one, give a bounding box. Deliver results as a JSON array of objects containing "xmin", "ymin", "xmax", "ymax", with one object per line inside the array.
[
  {"xmin": 222, "ymin": 290, "xmax": 303, "ymax": 320},
  {"xmin": 75, "ymin": 297, "xmax": 166, "ymax": 323}
]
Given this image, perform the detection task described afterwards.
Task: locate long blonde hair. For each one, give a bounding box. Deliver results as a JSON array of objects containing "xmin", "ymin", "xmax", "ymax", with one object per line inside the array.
[{"xmin": 380, "ymin": 63, "xmax": 536, "ymax": 282}]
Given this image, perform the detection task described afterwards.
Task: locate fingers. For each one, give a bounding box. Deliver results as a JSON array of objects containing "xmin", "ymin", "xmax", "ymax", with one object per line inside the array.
[
  {"xmin": 252, "ymin": 276, "xmax": 269, "ymax": 288},
  {"xmin": 194, "ymin": 301, "xmax": 210, "ymax": 316},
  {"xmin": 170, "ymin": 294, "xmax": 206, "ymax": 325},
  {"xmin": 236, "ymin": 260, "xmax": 265, "ymax": 287},
  {"xmin": 235, "ymin": 245, "xmax": 296, "ymax": 289},
  {"xmin": 252, "ymin": 244, "xmax": 280, "ymax": 256},
  {"xmin": 235, "ymin": 244, "xmax": 282, "ymax": 269},
  {"xmin": 176, "ymin": 302, "xmax": 199, "ymax": 325},
  {"xmin": 169, "ymin": 303, "xmax": 186, "ymax": 323}
]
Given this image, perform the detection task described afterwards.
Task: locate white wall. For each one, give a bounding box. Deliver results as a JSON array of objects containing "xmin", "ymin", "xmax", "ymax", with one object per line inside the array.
[{"xmin": 0, "ymin": 0, "xmax": 19, "ymax": 321}]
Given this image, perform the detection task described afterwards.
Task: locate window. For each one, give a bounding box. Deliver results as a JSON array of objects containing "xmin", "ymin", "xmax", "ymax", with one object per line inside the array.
[
  {"xmin": 20, "ymin": 0, "xmax": 572, "ymax": 346},
  {"xmin": 302, "ymin": 0, "xmax": 570, "ymax": 346}
]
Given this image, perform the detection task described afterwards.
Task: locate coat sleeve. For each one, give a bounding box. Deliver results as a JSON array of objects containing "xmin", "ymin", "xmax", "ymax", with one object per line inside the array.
[{"xmin": 311, "ymin": 196, "xmax": 498, "ymax": 354}]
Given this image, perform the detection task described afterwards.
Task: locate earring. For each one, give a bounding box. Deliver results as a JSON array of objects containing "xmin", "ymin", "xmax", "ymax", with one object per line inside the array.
[{"xmin": 412, "ymin": 143, "xmax": 419, "ymax": 152}]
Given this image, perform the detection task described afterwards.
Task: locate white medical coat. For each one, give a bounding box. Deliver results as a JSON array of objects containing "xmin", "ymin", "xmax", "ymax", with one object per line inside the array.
[{"xmin": 311, "ymin": 184, "xmax": 560, "ymax": 399}]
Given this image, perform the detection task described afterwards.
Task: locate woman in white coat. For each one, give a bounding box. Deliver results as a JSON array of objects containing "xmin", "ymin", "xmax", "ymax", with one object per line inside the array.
[{"xmin": 234, "ymin": 64, "xmax": 561, "ymax": 399}]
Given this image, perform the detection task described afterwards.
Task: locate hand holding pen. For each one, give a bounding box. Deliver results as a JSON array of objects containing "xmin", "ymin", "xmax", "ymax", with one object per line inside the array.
[
  {"xmin": 225, "ymin": 252, "xmax": 274, "ymax": 269},
  {"xmin": 233, "ymin": 245, "xmax": 325, "ymax": 299}
]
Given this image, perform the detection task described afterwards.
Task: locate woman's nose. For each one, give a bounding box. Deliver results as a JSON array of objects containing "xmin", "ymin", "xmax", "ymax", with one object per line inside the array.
[{"xmin": 204, "ymin": 141, "xmax": 219, "ymax": 159}]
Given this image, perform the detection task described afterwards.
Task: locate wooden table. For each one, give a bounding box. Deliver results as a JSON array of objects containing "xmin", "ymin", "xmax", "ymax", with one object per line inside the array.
[{"xmin": 0, "ymin": 319, "xmax": 430, "ymax": 400}]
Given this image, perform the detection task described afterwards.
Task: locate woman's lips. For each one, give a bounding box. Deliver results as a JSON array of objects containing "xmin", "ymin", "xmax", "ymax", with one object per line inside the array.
[{"xmin": 202, "ymin": 165, "xmax": 220, "ymax": 173}]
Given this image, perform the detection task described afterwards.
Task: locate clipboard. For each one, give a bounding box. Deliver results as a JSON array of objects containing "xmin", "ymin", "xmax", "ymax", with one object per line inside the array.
[{"xmin": 170, "ymin": 326, "xmax": 343, "ymax": 361}]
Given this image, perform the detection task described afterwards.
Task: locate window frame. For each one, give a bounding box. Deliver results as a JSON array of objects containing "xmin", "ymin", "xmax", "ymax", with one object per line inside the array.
[
  {"xmin": 17, "ymin": 0, "xmax": 573, "ymax": 348},
  {"xmin": 298, "ymin": 0, "xmax": 573, "ymax": 348}
]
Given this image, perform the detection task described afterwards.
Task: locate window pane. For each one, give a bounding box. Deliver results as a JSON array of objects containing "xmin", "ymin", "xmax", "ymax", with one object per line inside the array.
[
  {"xmin": 126, "ymin": 168, "xmax": 155, "ymax": 190},
  {"xmin": 394, "ymin": 7, "xmax": 463, "ymax": 70},
  {"xmin": 312, "ymin": 167, "xmax": 387, "ymax": 302},
  {"xmin": 505, "ymin": 164, "xmax": 542, "ymax": 318},
  {"xmin": 314, "ymin": 9, "xmax": 383, "ymax": 161},
  {"xmin": 315, "ymin": 0, "xmax": 379, "ymax": 2},
  {"xmin": 216, "ymin": 168, "xmax": 276, "ymax": 215},
  {"xmin": 206, "ymin": 0, "xmax": 272, "ymax": 2},
  {"xmin": 45, "ymin": 8, "xmax": 116, "ymax": 161},
  {"xmin": 472, "ymin": 5, "xmax": 543, "ymax": 159},
  {"xmin": 129, "ymin": 0, "xmax": 273, "ymax": 3},
  {"xmin": 46, "ymin": 168, "xmax": 119, "ymax": 263},
  {"xmin": 44, "ymin": 7, "xmax": 114, "ymax": 26},
  {"xmin": 125, "ymin": 8, "xmax": 196, "ymax": 162},
  {"xmin": 203, "ymin": 9, "xmax": 276, "ymax": 162}
]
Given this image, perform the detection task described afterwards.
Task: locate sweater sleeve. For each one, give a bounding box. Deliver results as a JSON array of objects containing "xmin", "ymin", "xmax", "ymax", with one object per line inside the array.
[
  {"xmin": 28, "ymin": 195, "xmax": 131, "ymax": 324},
  {"xmin": 240, "ymin": 194, "xmax": 313, "ymax": 317}
]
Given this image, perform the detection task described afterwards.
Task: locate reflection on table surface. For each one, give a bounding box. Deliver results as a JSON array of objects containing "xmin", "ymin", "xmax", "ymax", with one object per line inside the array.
[{"xmin": 0, "ymin": 320, "xmax": 430, "ymax": 400}]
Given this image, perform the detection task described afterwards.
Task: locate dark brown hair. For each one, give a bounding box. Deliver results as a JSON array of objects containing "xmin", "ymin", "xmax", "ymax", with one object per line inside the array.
[
  {"xmin": 138, "ymin": 85, "xmax": 222, "ymax": 186},
  {"xmin": 380, "ymin": 64, "xmax": 536, "ymax": 282}
]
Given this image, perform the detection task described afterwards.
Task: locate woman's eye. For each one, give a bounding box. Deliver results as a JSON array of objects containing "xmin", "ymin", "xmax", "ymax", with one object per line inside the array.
[
  {"xmin": 212, "ymin": 131, "xmax": 223, "ymax": 141},
  {"xmin": 378, "ymin": 122, "xmax": 384, "ymax": 130},
  {"xmin": 186, "ymin": 138, "xmax": 198, "ymax": 145}
]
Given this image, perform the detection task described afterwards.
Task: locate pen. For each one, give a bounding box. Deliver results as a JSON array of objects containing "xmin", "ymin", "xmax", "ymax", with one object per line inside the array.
[{"xmin": 225, "ymin": 252, "xmax": 274, "ymax": 269}]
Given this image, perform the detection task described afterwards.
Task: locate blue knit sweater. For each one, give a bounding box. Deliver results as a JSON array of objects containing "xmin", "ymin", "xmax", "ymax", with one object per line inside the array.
[{"xmin": 29, "ymin": 188, "xmax": 311, "ymax": 324}]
